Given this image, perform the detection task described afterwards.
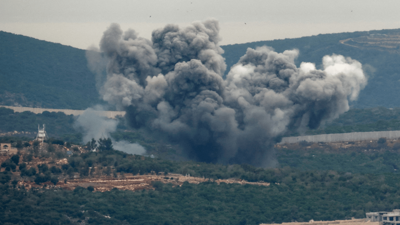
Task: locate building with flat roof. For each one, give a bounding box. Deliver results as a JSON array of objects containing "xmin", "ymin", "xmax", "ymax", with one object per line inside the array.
[
  {"xmin": 0, "ymin": 143, "xmax": 17, "ymax": 155},
  {"xmin": 367, "ymin": 209, "xmax": 400, "ymax": 225},
  {"xmin": 260, "ymin": 218, "xmax": 378, "ymax": 225}
]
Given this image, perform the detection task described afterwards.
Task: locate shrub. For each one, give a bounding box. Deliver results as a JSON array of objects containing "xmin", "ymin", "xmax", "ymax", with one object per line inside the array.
[
  {"xmin": 378, "ymin": 138, "xmax": 387, "ymax": 144},
  {"xmin": 11, "ymin": 155, "xmax": 19, "ymax": 165}
]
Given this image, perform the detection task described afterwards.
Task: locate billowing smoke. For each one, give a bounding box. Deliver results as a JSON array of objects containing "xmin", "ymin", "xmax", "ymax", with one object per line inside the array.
[
  {"xmin": 74, "ymin": 106, "xmax": 118, "ymax": 143},
  {"xmin": 113, "ymin": 141, "xmax": 146, "ymax": 155},
  {"xmin": 74, "ymin": 106, "xmax": 146, "ymax": 155},
  {"xmin": 86, "ymin": 46, "xmax": 108, "ymax": 91},
  {"xmin": 89, "ymin": 20, "xmax": 367, "ymax": 166}
]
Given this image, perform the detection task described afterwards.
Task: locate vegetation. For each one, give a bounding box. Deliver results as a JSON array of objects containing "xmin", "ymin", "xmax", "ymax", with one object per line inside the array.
[
  {"xmin": 3, "ymin": 165, "xmax": 400, "ymax": 224},
  {"xmin": 5, "ymin": 105, "xmax": 400, "ymax": 143},
  {"xmin": 0, "ymin": 31, "xmax": 105, "ymax": 109},
  {"xmin": 3, "ymin": 29, "xmax": 400, "ymax": 109},
  {"xmin": 0, "ymin": 107, "xmax": 76, "ymax": 137},
  {"xmin": 277, "ymin": 148, "xmax": 400, "ymax": 174},
  {"xmin": 303, "ymin": 107, "xmax": 400, "ymax": 135},
  {"xmin": 1, "ymin": 136, "xmax": 400, "ymax": 224},
  {"xmin": 5, "ymin": 27, "xmax": 400, "ymax": 224}
]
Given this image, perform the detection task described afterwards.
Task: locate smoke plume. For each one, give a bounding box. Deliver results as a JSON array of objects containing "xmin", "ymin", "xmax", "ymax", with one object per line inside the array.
[
  {"xmin": 74, "ymin": 106, "xmax": 118, "ymax": 143},
  {"xmin": 89, "ymin": 20, "xmax": 367, "ymax": 166},
  {"xmin": 74, "ymin": 106, "xmax": 146, "ymax": 155}
]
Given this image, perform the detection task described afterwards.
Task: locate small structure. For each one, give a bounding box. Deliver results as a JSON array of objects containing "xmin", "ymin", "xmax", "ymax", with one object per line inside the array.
[
  {"xmin": 36, "ymin": 124, "xmax": 47, "ymax": 142},
  {"xmin": 367, "ymin": 209, "xmax": 400, "ymax": 225},
  {"xmin": 0, "ymin": 143, "xmax": 18, "ymax": 155},
  {"xmin": 261, "ymin": 218, "xmax": 378, "ymax": 225},
  {"xmin": 366, "ymin": 212, "xmax": 386, "ymax": 222}
]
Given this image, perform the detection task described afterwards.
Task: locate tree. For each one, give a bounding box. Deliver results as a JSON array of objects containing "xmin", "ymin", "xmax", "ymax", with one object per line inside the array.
[
  {"xmin": 11, "ymin": 155, "xmax": 19, "ymax": 165},
  {"xmin": 34, "ymin": 173, "xmax": 51, "ymax": 184},
  {"xmin": 50, "ymin": 176, "xmax": 59, "ymax": 185},
  {"xmin": 0, "ymin": 172, "xmax": 11, "ymax": 184},
  {"xmin": 98, "ymin": 138, "xmax": 113, "ymax": 151},
  {"xmin": 152, "ymin": 181, "xmax": 163, "ymax": 191},
  {"xmin": 24, "ymin": 154, "xmax": 33, "ymax": 162},
  {"xmin": 33, "ymin": 141, "xmax": 40, "ymax": 154},
  {"xmin": 105, "ymin": 166, "xmax": 111, "ymax": 176},
  {"xmin": 50, "ymin": 166, "xmax": 62, "ymax": 174},
  {"xmin": 378, "ymin": 138, "xmax": 387, "ymax": 145},
  {"xmin": 37, "ymin": 164, "xmax": 49, "ymax": 173},
  {"xmin": 19, "ymin": 163, "xmax": 27, "ymax": 171},
  {"xmin": 32, "ymin": 141, "xmax": 40, "ymax": 148},
  {"xmin": 86, "ymin": 138, "xmax": 97, "ymax": 151},
  {"xmin": 393, "ymin": 143, "xmax": 400, "ymax": 150},
  {"xmin": 80, "ymin": 166, "xmax": 89, "ymax": 177},
  {"xmin": 51, "ymin": 139, "xmax": 64, "ymax": 145},
  {"xmin": 21, "ymin": 167, "xmax": 37, "ymax": 177},
  {"xmin": 47, "ymin": 144, "xmax": 55, "ymax": 152},
  {"xmin": 11, "ymin": 179, "xmax": 18, "ymax": 188},
  {"xmin": 1, "ymin": 160, "xmax": 16, "ymax": 171},
  {"xmin": 15, "ymin": 141, "xmax": 23, "ymax": 150}
]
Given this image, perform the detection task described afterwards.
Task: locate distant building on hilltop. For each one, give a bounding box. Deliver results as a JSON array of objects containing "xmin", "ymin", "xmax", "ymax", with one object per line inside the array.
[
  {"xmin": 0, "ymin": 143, "xmax": 17, "ymax": 155},
  {"xmin": 36, "ymin": 124, "xmax": 47, "ymax": 142}
]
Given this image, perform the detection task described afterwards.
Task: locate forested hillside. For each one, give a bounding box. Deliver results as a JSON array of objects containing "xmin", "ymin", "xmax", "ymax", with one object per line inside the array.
[
  {"xmin": 2, "ymin": 28, "xmax": 400, "ymax": 109},
  {"xmin": 4, "ymin": 106, "xmax": 400, "ymax": 147},
  {"xmin": 0, "ymin": 31, "xmax": 103, "ymax": 109},
  {"xmin": 2, "ymin": 140, "xmax": 400, "ymax": 224}
]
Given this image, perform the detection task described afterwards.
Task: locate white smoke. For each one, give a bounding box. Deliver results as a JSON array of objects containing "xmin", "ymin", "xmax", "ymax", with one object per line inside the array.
[
  {"xmin": 74, "ymin": 105, "xmax": 146, "ymax": 155},
  {"xmin": 74, "ymin": 106, "xmax": 118, "ymax": 143},
  {"xmin": 113, "ymin": 141, "xmax": 146, "ymax": 155}
]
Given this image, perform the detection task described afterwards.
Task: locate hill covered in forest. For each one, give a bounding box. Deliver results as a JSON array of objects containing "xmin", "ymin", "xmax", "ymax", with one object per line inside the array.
[
  {"xmin": 0, "ymin": 31, "xmax": 103, "ymax": 109},
  {"xmin": 2, "ymin": 135, "xmax": 400, "ymax": 224},
  {"xmin": 2, "ymin": 28, "xmax": 400, "ymax": 109}
]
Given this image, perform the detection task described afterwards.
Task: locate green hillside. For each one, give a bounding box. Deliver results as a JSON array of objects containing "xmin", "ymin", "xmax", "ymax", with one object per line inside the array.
[
  {"xmin": 2, "ymin": 143, "xmax": 400, "ymax": 224},
  {"xmin": 0, "ymin": 31, "xmax": 102, "ymax": 109},
  {"xmin": 2, "ymin": 28, "xmax": 400, "ymax": 109}
]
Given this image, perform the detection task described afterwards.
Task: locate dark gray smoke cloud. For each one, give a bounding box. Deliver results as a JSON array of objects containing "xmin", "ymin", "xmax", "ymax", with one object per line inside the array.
[{"xmin": 89, "ymin": 20, "xmax": 367, "ymax": 166}]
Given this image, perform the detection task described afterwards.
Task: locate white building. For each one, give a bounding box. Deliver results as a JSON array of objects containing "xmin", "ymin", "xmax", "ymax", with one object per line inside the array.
[
  {"xmin": 367, "ymin": 209, "xmax": 400, "ymax": 225},
  {"xmin": 0, "ymin": 143, "xmax": 17, "ymax": 155}
]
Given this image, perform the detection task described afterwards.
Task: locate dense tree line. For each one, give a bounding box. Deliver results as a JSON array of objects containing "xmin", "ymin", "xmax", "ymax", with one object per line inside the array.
[
  {"xmin": 1, "ymin": 140, "xmax": 400, "ymax": 224},
  {"xmin": 5, "ymin": 106, "xmax": 400, "ymax": 147},
  {"xmin": 2, "ymin": 168, "xmax": 400, "ymax": 224},
  {"xmin": 0, "ymin": 31, "xmax": 104, "ymax": 109},
  {"xmin": 0, "ymin": 107, "xmax": 76, "ymax": 138},
  {"xmin": 277, "ymin": 148, "xmax": 400, "ymax": 174}
]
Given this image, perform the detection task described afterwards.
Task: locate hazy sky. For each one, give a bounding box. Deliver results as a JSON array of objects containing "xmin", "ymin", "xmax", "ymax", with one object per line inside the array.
[{"xmin": 1, "ymin": 0, "xmax": 400, "ymax": 49}]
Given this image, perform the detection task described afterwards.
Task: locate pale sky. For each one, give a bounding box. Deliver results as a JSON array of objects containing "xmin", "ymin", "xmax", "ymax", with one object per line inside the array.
[{"xmin": 1, "ymin": 0, "xmax": 400, "ymax": 49}]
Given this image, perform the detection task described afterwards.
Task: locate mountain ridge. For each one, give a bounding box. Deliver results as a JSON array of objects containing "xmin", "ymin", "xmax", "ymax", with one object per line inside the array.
[{"xmin": 2, "ymin": 28, "xmax": 400, "ymax": 109}]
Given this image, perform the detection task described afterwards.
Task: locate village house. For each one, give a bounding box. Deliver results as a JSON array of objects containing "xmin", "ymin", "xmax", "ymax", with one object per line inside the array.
[{"xmin": 0, "ymin": 143, "xmax": 18, "ymax": 155}]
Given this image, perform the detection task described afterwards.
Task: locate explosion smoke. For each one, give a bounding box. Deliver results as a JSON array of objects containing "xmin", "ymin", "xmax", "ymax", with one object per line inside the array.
[
  {"xmin": 74, "ymin": 106, "xmax": 146, "ymax": 155},
  {"xmin": 88, "ymin": 20, "xmax": 367, "ymax": 166},
  {"xmin": 74, "ymin": 106, "xmax": 118, "ymax": 143}
]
